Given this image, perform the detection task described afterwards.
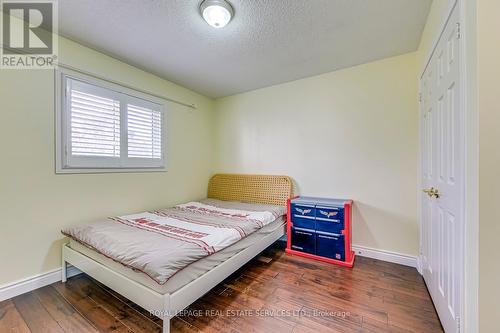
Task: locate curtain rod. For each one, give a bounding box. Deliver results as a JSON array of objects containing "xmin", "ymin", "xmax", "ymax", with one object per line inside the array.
[{"xmin": 56, "ymin": 62, "xmax": 197, "ymax": 109}]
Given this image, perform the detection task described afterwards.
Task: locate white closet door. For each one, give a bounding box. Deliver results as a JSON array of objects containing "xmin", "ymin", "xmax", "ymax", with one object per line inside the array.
[{"xmin": 420, "ymin": 4, "xmax": 463, "ymax": 333}]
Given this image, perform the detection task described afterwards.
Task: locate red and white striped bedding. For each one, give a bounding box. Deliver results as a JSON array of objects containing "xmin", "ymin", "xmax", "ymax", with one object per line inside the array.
[{"xmin": 62, "ymin": 199, "xmax": 285, "ymax": 285}]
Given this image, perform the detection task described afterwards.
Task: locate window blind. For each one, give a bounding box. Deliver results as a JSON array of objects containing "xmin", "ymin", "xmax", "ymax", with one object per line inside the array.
[
  {"xmin": 58, "ymin": 73, "xmax": 166, "ymax": 172},
  {"xmin": 127, "ymin": 103, "xmax": 162, "ymax": 159},
  {"xmin": 70, "ymin": 89, "xmax": 121, "ymax": 157}
]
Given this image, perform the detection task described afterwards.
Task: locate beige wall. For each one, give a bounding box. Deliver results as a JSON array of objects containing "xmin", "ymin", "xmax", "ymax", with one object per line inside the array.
[
  {"xmin": 214, "ymin": 53, "xmax": 419, "ymax": 256},
  {"xmin": 477, "ymin": 0, "xmax": 500, "ymax": 331},
  {"xmin": 0, "ymin": 37, "xmax": 215, "ymax": 285}
]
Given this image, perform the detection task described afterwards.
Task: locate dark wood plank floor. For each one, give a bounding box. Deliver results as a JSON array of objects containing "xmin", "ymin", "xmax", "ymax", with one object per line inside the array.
[{"xmin": 0, "ymin": 243, "xmax": 443, "ymax": 333}]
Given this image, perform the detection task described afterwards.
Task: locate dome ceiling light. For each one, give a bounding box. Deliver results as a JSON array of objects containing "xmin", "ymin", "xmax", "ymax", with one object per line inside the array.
[{"xmin": 200, "ymin": 0, "xmax": 234, "ymax": 29}]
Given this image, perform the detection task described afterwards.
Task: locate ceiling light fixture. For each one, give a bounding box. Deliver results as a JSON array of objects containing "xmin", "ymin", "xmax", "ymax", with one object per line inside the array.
[{"xmin": 200, "ymin": 0, "xmax": 233, "ymax": 29}]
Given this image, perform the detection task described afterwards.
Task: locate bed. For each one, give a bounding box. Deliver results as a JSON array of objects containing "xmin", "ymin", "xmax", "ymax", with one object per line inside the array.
[{"xmin": 61, "ymin": 173, "xmax": 293, "ymax": 333}]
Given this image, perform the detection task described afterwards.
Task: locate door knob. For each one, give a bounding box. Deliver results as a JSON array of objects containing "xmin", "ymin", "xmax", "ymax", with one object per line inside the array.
[{"xmin": 423, "ymin": 187, "xmax": 440, "ymax": 198}]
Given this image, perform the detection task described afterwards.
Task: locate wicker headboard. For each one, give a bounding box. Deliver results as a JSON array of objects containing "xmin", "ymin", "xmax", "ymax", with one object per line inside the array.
[{"xmin": 207, "ymin": 174, "xmax": 293, "ymax": 206}]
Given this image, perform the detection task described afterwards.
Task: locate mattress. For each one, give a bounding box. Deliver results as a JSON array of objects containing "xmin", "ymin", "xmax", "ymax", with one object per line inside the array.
[
  {"xmin": 69, "ymin": 216, "xmax": 285, "ymax": 294},
  {"xmin": 63, "ymin": 199, "xmax": 285, "ymax": 285}
]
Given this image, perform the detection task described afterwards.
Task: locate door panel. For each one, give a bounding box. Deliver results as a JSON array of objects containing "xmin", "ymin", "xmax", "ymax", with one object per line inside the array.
[{"xmin": 420, "ymin": 4, "xmax": 462, "ymax": 333}]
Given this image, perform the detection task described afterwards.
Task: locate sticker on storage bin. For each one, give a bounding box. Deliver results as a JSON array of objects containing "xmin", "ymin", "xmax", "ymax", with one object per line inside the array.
[
  {"xmin": 319, "ymin": 210, "xmax": 338, "ymax": 218},
  {"xmin": 295, "ymin": 207, "xmax": 312, "ymax": 215}
]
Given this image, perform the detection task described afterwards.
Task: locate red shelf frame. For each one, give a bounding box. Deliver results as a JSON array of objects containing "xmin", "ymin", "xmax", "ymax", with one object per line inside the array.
[{"xmin": 285, "ymin": 197, "xmax": 355, "ymax": 268}]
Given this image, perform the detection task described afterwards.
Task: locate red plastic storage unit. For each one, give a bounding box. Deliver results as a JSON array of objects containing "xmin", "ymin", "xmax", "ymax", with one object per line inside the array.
[{"xmin": 285, "ymin": 196, "xmax": 355, "ymax": 267}]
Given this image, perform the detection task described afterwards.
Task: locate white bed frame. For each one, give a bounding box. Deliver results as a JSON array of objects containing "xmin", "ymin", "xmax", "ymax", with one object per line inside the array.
[{"xmin": 61, "ymin": 174, "xmax": 292, "ymax": 332}]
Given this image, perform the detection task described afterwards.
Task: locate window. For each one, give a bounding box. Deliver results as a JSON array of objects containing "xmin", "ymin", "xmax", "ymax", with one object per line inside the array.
[{"xmin": 56, "ymin": 69, "xmax": 166, "ymax": 173}]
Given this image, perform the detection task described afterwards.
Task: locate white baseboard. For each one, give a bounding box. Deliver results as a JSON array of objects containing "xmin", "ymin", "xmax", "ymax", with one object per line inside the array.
[
  {"xmin": 352, "ymin": 245, "xmax": 418, "ymax": 268},
  {"xmin": 416, "ymin": 255, "xmax": 423, "ymax": 275},
  {"xmin": 0, "ymin": 265, "xmax": 82, "ymax": 302}
]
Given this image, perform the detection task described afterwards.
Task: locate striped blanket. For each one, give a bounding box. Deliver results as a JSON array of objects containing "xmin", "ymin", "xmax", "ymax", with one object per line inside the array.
[{"xmin": 62, "ymin": 199, "xmax": 285, "ymax": 284}]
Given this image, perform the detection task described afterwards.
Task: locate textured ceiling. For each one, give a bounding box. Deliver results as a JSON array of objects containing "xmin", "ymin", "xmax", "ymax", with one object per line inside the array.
[{"xmin": 58, "ymin": 0, "xmax": 432, "ymax": 98}]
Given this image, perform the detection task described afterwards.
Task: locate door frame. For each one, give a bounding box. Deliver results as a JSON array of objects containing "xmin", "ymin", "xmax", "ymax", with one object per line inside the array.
[{"xmin": 417, "ymin": 0, "xmax": 479, "ymax": 332}]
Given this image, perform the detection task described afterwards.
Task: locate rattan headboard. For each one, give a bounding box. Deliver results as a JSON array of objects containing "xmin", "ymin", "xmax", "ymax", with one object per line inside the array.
[{"xmin": 207, "ymin": 174, "xmax": 293, "ymax": 206}]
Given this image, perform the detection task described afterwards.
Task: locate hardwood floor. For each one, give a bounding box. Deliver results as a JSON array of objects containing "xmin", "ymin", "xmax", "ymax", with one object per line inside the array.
[{"xmin": 0, "ymin": 243, "xmax": 443, "ymax": 333}]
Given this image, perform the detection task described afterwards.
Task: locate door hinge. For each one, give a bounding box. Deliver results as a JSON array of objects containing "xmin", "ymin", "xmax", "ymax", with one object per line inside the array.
[
  {"xmin": 456, "ymin": 22, "xmax": 461, "ymax": 39},
  {"xmin": 457, "ymin": 316, "xmax": 461, "ymax": 333}
]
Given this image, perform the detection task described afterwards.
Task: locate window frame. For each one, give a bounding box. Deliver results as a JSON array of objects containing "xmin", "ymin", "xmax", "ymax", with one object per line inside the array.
[{"xmin": 55, "ymin": 68, "xmax": 167, "ymax": 174}]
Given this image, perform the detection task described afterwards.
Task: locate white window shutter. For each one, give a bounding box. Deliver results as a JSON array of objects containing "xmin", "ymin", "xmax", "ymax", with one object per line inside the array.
[
  {"xmin": 70, "ymin": 89, "xmax": 121, "ymax": 157},
  {"xmin": 57, "ymin": 71, "xmax": 166, "ymax": 172},
  {"xmin": 127, "ymin": 103, "xmax": 162, "ymax": 160}
]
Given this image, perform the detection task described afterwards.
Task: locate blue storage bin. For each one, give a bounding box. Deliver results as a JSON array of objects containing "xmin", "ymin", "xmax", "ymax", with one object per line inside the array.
[
  {"xmin": 288, "ymin": 197, "xmax": 353, "ymax": 264},
  {"xmin": 316, "ymin": 232, "xmax": 345, "ymax": 261},
  {"xmin": 291, "ymin": 227, "xmax": 316, "ymax": 254}
]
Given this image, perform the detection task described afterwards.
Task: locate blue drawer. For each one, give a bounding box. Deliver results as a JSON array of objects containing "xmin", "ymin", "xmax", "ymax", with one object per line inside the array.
[
  {"xmin": 315, "ymin": 217, "xmax": 343, "ymax": 234},
  {"xmin": 291, "ymin": 227, "xmax": 316, "ymax": 254},
  {"xmin": 316, "ymin": 232, "xmax": 345, "ymax": 261},
  {"xmin": 291, "ymin": 216, "xmax": 315, "ymax": 229},
  {"xmin": 291, "ymin": 203, "xmax": 316, "ymax": 229},
  {"xmin": 315, "ymin": 206, "xmax": 344, "ymax": 233}
]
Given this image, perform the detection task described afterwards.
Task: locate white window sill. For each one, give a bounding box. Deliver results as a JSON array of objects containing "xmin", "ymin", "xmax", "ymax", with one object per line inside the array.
[{"xmin": 55, "ymin": 167, "xmax": 167, "ymax": 174}]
